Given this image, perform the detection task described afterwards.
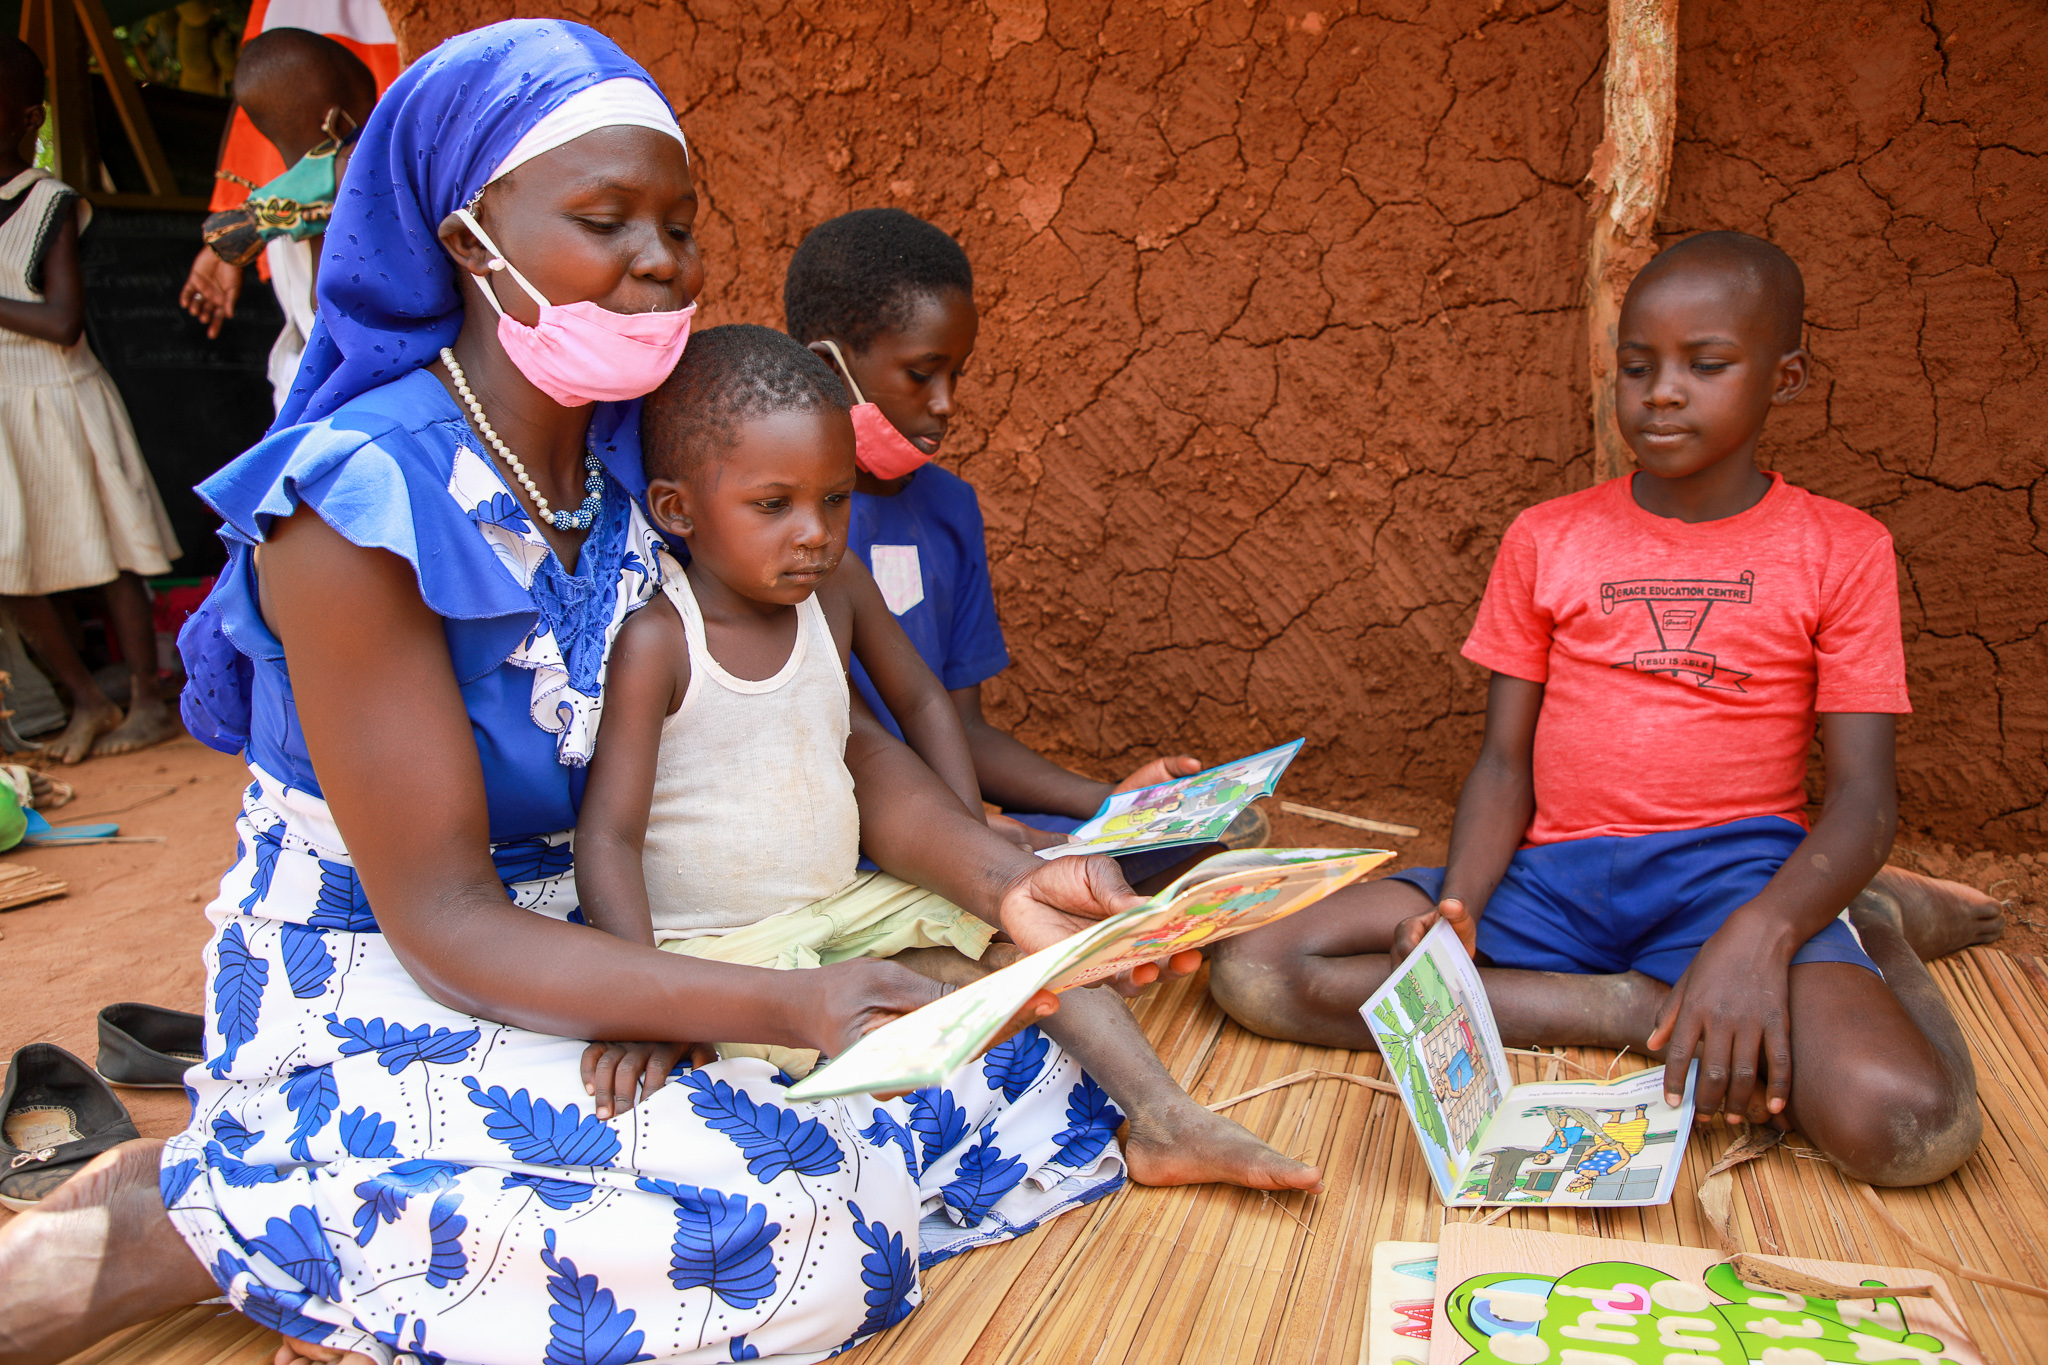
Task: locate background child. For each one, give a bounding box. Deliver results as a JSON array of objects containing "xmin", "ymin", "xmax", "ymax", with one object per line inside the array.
[
  {"xmin": 574, "ymin": 323, "xmax": 1321, "ymax": 1197},
  {"xmin": 178, "ymin": 28, "xmax": 377, "ymax": 408},
  {"xmin": 0, "ymin": 38, "xmax": 182, "ymax": 763},
  {"xmin": 784, "ymin": 208, "xmax": 1218, "ymax": 868},
  {"xmin": 1211, "ymin": 231, "xmax": 2002, "ymax": 1188}
]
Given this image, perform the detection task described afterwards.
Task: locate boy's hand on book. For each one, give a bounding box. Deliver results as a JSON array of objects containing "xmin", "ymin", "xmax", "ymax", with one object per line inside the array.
[
  {"xmin": 581, "ymin": 1040, "xmax": 711, "ymax": 1120},
  {"xmin": 1390, "ymin": 898, "xmax": 1478, "ymax": 963},
  {"xmin": 996, "ymin": 854, "xmax": 1200, "ymax": 993},
  {"xmin": 1647, "ymin": 913, "xmax": 1795, "ymax": 1125},
  {"xmin": 1112, "ymin": 755, "xmax": 1202, "ymax": 794},
  {"xmin": 987, "ymin": 811, "xmax": 1071, "ymax": 853}
]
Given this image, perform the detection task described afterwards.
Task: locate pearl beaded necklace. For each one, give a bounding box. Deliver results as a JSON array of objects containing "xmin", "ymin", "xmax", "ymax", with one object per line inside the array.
[{"xmin": 441, "ymin": 346, "xmax": 604, "ymax": 531}]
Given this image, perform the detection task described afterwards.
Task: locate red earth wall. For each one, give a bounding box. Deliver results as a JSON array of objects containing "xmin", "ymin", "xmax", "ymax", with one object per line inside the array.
[{"xmin": 384, "ymin": 0, "xmax": 2047, "ymax": 849}]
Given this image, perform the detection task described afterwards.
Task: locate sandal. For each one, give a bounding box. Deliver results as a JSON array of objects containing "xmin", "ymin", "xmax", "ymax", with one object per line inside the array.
[
  {"xmin": 96, "ymin": 1002, "xmax": 204, "ymax": 1089},
  {"xmin": 0, "ymin": 1043, "xmax": 140, "ymax": 1210}
]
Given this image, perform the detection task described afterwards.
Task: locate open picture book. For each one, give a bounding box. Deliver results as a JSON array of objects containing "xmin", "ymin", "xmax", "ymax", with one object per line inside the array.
[
  {"xmin": 1359, "ymin": 919, "xmax": 1698, "ymax": 1208},
  {"xmin": 1036, "ymin": 739, "xmax": 1304, "ymax": 860},
  {"xmin": 784, "ymin": 846, "xmax": 1390, "ymax": 1100}
]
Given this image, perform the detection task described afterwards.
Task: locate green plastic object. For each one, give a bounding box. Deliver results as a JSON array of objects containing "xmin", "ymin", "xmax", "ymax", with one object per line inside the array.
[{"xmin": 0, "ymin": 778, "xmax": 23, "ymax": 852}]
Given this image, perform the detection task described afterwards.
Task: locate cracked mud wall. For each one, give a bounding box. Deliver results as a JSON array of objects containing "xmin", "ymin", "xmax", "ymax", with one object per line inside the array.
[{"xmin": 386, "ymin": 0, "xmax": 2046, "ymax": 848}]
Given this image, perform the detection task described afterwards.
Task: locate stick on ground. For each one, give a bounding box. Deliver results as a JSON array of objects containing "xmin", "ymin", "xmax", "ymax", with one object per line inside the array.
[{"xmin": 1278, "ymin": 802, "xmax": 1420, "ymax": 839}]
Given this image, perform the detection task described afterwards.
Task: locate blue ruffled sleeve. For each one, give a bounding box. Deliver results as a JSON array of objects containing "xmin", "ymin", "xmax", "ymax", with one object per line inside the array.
[{"xmin": 178, "ymin": 372, "xmax": 539, "ymax": 757}]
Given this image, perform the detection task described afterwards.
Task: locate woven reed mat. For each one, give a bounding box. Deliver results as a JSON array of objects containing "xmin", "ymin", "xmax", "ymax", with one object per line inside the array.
[{"xmin": 63, "ymin": 948, "xmax": 2048, "ymax": 1365}]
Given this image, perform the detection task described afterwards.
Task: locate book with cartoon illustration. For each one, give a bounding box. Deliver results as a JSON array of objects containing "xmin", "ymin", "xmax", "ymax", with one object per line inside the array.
[
  {"xmin": 1428, "ymin": 1224, "xmax": 1981, "ymax": 1365},
  {"xmin": 785, "ymin": 846, "xmax": 1391, "ymax": 1101},
  {"xmin": 1036, "ymin": 739, "xmax": 1305, "ymax": 860},
  {"xmin": 1360, "ymin": 919, "xmax": 1698, "ymax": 1208}
]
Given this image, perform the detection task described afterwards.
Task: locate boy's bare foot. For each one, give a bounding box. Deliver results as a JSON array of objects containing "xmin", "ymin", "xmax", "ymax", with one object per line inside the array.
[
  {"xmin": 1856, "ymin": 866, "xmax": 2004, "ymax": 961},
  {"xmin": 1122, "ymin": 1099, "xmax": 1324, "ymax": 1193},
  {"xmin": 274, "ymin": 1337, "xmax": 376, "ymax": 1365},
  {"xmin": 0, "ymin": 1139, "xmax": 215, "ymax": 1365},
  {"xmin": 91, "ymin": 696, "xmax": 181, "ymax": 759},
  {"xmin": 44, "ymin": 699, "xmax": 122, "ymax": 765}
]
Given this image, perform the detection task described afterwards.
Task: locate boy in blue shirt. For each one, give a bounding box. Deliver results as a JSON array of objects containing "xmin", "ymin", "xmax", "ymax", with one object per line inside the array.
[{"xmin": 785, "ymin": 209, "xmax": 1206, "ymax": 866}]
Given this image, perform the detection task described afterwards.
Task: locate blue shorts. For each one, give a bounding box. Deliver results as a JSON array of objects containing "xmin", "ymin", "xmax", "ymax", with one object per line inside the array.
[{"xmin": 1388, "ymin": 815, "xmax": 1878, "ymax": 985}]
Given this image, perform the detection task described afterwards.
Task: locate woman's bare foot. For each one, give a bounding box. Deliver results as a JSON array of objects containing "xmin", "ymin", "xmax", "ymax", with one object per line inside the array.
[
  {"xmin": 44, "ymin": 698, "xmax": 121, "ymax": 765},
  {"xmin": 0, "ymin": 1139, "xmax": 215, "ymax": 1365},
  {"xmin": 1122, "ymin": 1098, "xmax": 1324, "ymax": 1193},
  {"xmin": 1857, "ymin": 866, "xmax": 2005, "ymax": 961},
  {"xmin": 91, "ymin": 696, "xmax": 180, "ymax": 759},
  {"xmin": 273, "ymin": 1336, "xmax": 376, "ymax": 1365}
]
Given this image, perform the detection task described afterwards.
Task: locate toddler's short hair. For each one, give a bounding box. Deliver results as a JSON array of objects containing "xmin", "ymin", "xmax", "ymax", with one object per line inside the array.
[
  {"xmin": 783, "ymin": 208, "xmax": 973, "ymax": 351},
  {"xmin": 643, "ymin": 324, "xmax": 850, "ymax": 482},
  {"xmin": 0, "ymin": 37, "xmax": 46, "ymax": 107}
]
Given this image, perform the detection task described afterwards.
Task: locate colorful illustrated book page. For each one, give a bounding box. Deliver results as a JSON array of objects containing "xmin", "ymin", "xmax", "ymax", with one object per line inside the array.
[
  {"xmin": 1365, "ymin": 1240, "xmax": 1439, "ymax": 1365},
  {"xmin": 784, "ymin": 847, "xmax": 1390, "ymax": 1100},
  {"xmin": 1429, "ymin": 1224, "xmax": 1982, "ymax": 1365},
  {"xmin": 1360, "ymin": 920, "xmax": 1698, "ymax": 1207},
  {"xmin": 1037, "ymin": 738, "xmax": 1305, "ymax": 860}
]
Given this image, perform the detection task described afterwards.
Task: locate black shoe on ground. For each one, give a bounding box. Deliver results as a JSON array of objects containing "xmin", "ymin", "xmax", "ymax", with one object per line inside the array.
[
  {"xmin": 96, "ymin": 1002, "xmax": 204, "ymax": 1089},
  {"xmin": 1, "ymin": 1043, "xmax": 140, "ymax": 1210}
]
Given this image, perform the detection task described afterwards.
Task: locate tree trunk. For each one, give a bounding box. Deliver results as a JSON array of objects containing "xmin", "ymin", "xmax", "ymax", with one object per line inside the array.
[{"xmin": 1585, "ymin": 0, "xmax": 1680, "ymax": 484}]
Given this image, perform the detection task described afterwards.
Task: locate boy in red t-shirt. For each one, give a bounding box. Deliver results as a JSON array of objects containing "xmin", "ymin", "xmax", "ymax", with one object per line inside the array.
[{"xmin": 1212, "ymin": 232, "xmax": 2001, "ymax": 1186}]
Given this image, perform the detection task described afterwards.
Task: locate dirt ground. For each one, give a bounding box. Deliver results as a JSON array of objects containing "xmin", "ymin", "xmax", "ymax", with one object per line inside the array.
[{"xmin": 0, "ymin": 738, "xmax": 246, "ymax": 1149}]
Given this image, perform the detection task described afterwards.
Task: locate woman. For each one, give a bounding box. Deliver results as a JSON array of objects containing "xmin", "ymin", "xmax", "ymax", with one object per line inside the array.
[{"xmin": 0, "ymin": 22, "xmax": 1169, "ymax": 1365}]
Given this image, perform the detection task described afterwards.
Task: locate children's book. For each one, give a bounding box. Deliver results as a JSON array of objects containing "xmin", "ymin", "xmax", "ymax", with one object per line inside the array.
[
  {"xmin": 1036, "ymin": 739, "xmax": 1305, "ymax": 860},
  {"xmin": 1360, "ymin": 919, "xmax": 1698, "ymax": 1208},
  {"xmin": 1429, "ymin": 1223, "xmax": 1981, "ymax": 1365},
  {"xmin": 1365, "ymin": 1240, "xmax": 1440, "ymax": 1365},
  {"xmin": 784, "ymin": 846, "xmax": 1391, "ymax": 1100}
]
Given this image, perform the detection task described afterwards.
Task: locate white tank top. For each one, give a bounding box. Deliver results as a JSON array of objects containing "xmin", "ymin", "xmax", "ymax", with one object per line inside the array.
[{"xmin": 641, "ymin": 568, "xmax": 860, "ymax": 942}]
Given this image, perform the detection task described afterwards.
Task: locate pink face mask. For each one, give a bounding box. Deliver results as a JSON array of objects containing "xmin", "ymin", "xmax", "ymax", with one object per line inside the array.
[
  {"xmin": 455, "ymin": 207, "xmax": 694, "ymax": 407},
  {"xmin": 817, "ymin": 339, "xmax": 932, "ymax": 480}
]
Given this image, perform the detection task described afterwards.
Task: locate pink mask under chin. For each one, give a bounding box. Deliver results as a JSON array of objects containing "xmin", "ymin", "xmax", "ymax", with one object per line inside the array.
[
  {"xmin": 850, "ymin": 402, "xmax": 931, "ymax": 479},
  {"xmin": 456, "ymin": 207, "xmax": 694, "ymax": 407},
  {"xmin": 818, "ymin": 339, "xmax": 933, "ymax": 480}
]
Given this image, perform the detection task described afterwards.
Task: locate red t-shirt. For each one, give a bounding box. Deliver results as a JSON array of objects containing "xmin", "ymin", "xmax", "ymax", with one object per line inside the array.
[{"xmin": 1463, "ymin": 473, "xmax": 1910, "ymax": 845}]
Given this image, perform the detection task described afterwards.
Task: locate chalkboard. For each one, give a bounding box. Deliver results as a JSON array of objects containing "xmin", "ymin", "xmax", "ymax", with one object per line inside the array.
[{"xmin": 79, "ymin": 207, "xmax": 282, "ymax": 578}]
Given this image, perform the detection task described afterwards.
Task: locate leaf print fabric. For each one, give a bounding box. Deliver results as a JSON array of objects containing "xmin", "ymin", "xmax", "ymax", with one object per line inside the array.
[
  {"xmin": 209, "ymin": 921, "xmax": 266, "ymax": 1077},
  {"xmin": 279, "ymin": 923, "xmax": 336, "ymax": 999},
  {"xmin": 541, "ymin": 1231, "xmax": 653, "ymax": 1365},
  {"xmin": 848, "ymin": 1203, "xmax": 916, "ymax": 1337},
  {"xmin": 161, "ymin": 778, "xmax": 1127, "ymax": 1364},
  {"xmin": 329, "ymin": 1016, "xmax": 480, "ymax": 1074},
  {"xmin": 465, "ymin": 1080, "xmax": 622, "ymax": 1168},
  {"xmin": 939, "ymin": 1128, "xmax": 1029, "ymax": 1223},
  {"xmin": 982, "ymin": 1027, "xmax": 1049, "ymax": 1102},
  {"xmin": 638, "ymin": 1179, "xmax": 782, "ymax": 1310},
  {"xmin": 682, "ymin": 1072, "xmax": 843, "ymax": 1181},
  {"xmin": 1051, "ymin": 1074, "xmax": 1125, "ymax": 1170},
  {"xmin": 283, "ymin": 1065, "xmax": 337, "ymax": 1159}
]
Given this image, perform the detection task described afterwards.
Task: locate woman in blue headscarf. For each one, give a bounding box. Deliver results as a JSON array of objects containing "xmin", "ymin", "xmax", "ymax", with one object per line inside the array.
[{"xmin": 0, "ymin": 21, "xmax": 1147, "ymax": 1365}]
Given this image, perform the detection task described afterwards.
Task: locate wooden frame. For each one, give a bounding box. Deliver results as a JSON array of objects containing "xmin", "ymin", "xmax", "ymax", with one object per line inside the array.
[{"xmin": 17, "ymin": 0, "xmax": 207, "ymax": 212}]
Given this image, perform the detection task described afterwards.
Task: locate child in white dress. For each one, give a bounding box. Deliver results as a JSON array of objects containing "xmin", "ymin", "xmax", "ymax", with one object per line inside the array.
[{"xmin": 0, "ymin": 38, "xmax": 181, "ymax": 762}]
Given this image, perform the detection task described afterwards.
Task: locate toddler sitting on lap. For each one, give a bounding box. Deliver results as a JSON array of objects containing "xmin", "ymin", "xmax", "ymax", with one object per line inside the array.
[{"xmin": 572, "ymin": 324, "xmax": 1321, "ymax": 1196}]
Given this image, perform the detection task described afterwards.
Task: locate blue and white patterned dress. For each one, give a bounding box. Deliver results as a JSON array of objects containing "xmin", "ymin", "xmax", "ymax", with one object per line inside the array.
[{"xmin": 167, "ymin": 371, "xmax": 1126, "ymax": 1365}]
